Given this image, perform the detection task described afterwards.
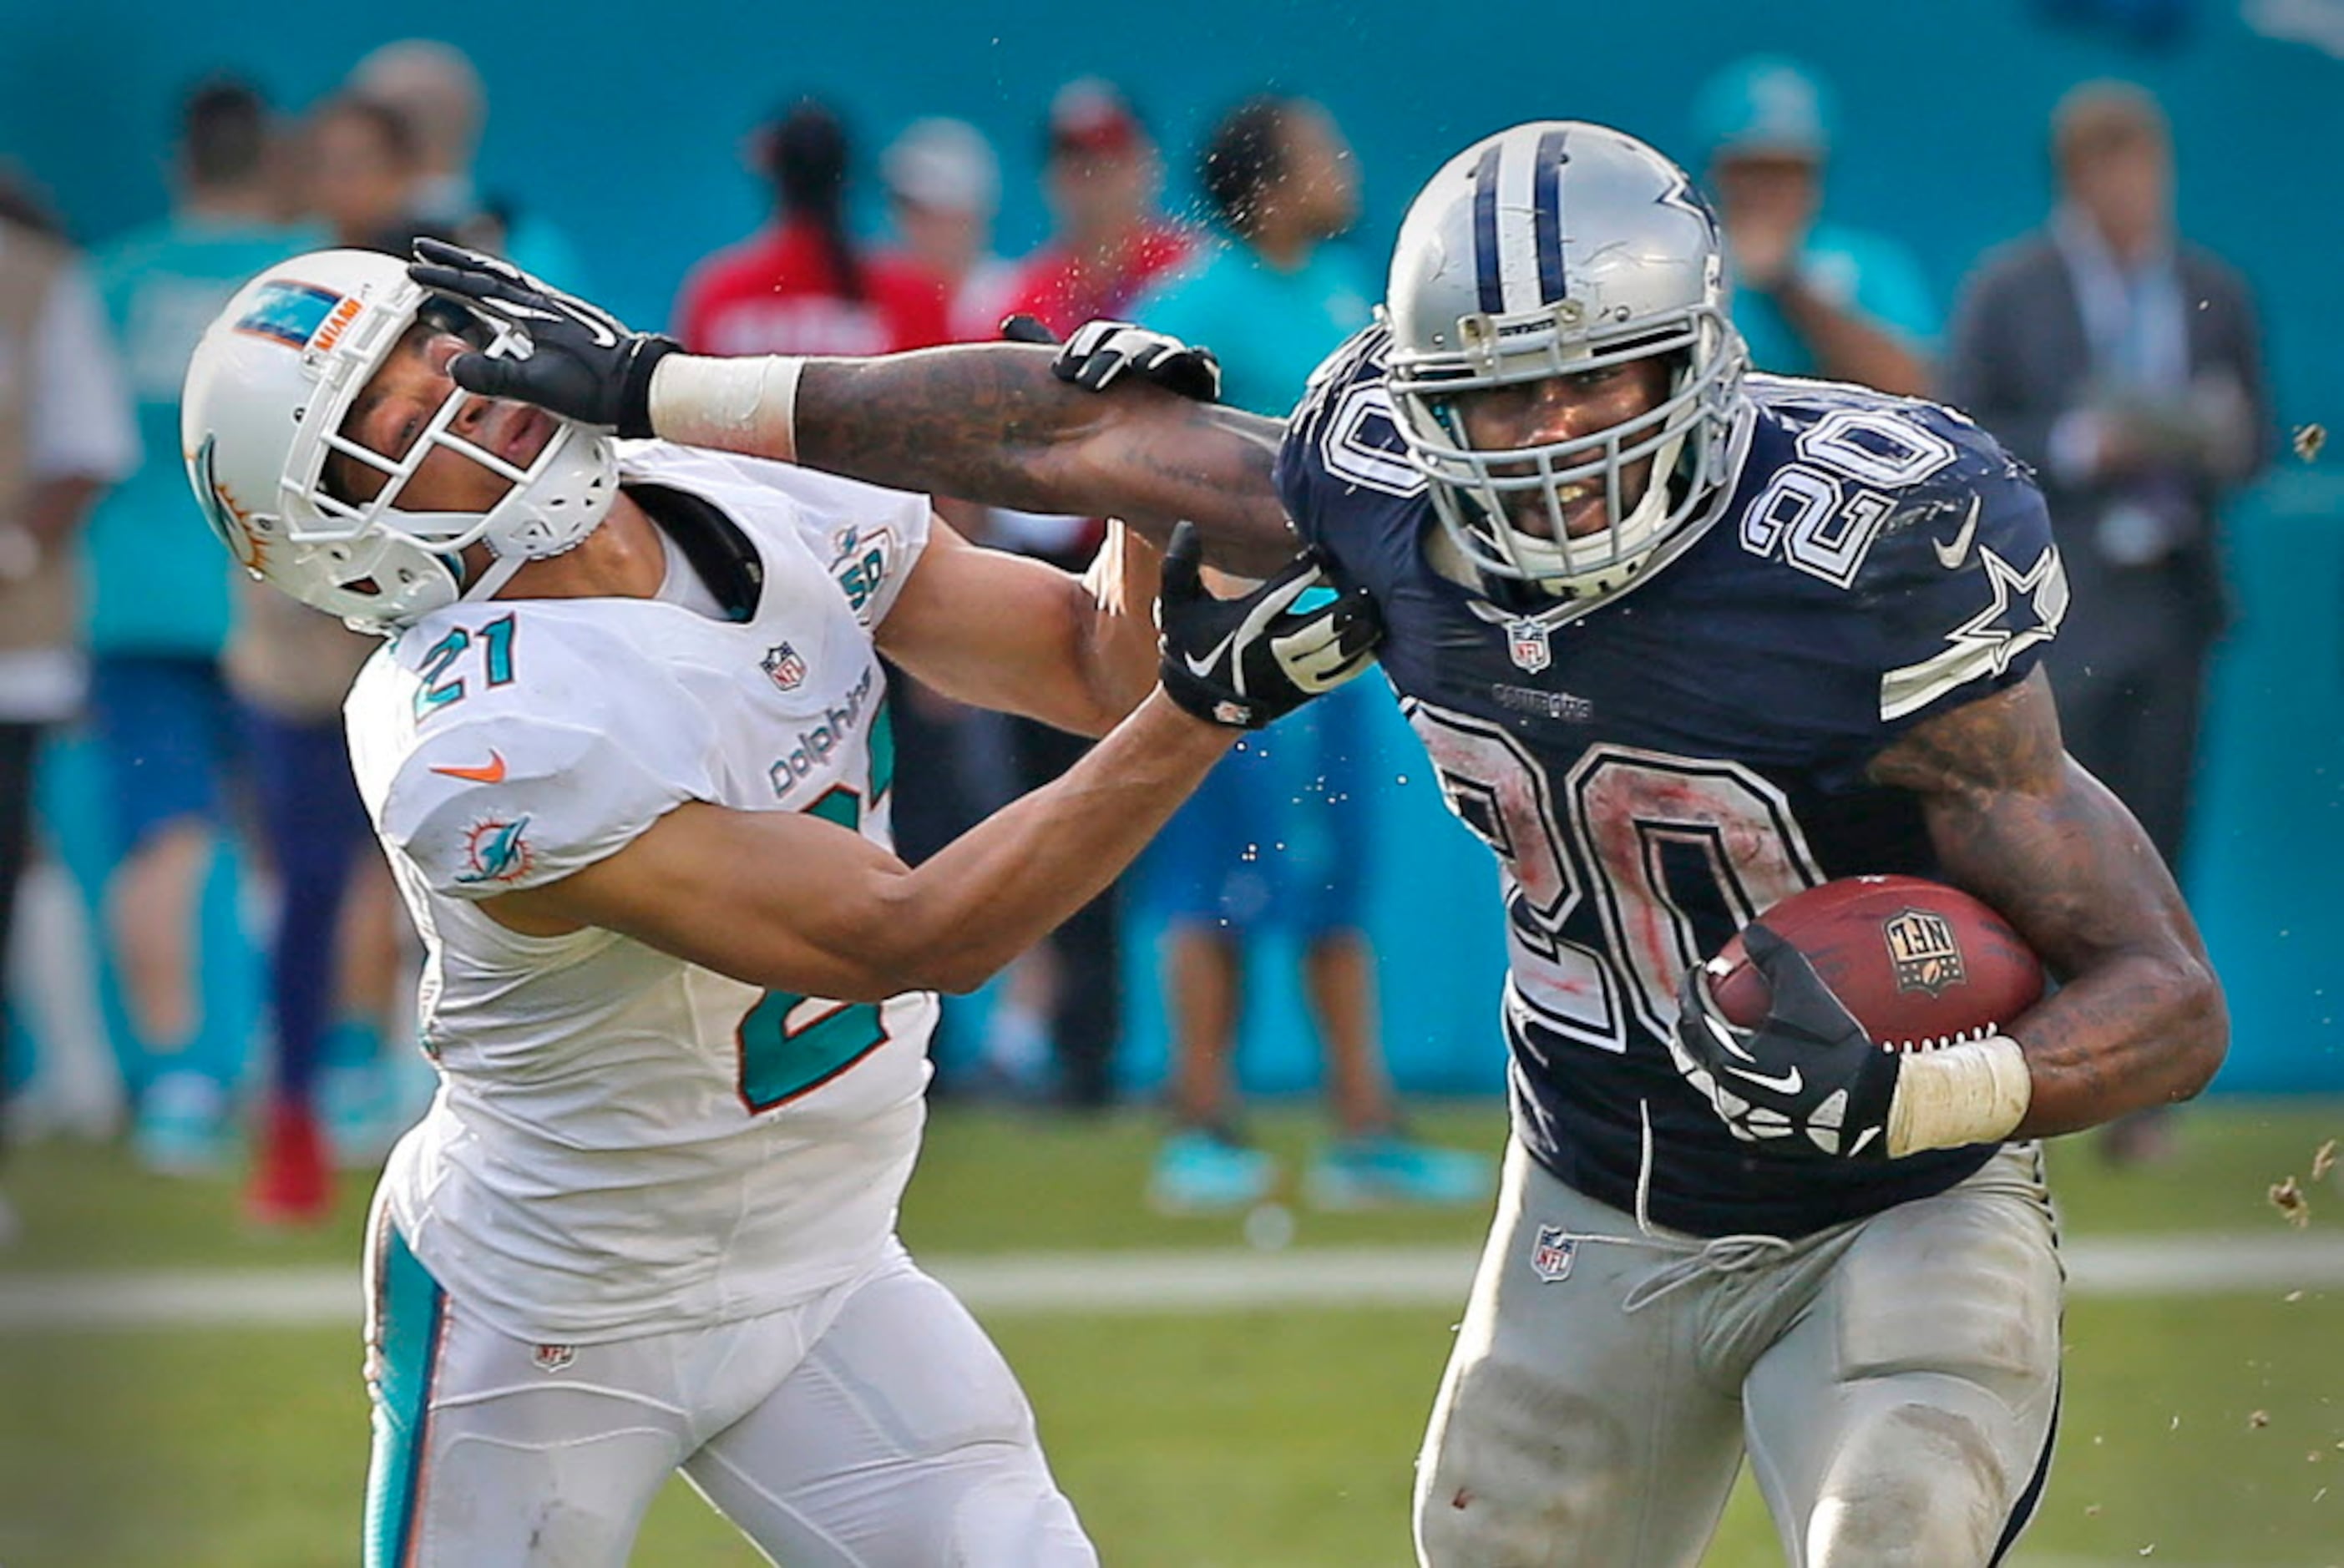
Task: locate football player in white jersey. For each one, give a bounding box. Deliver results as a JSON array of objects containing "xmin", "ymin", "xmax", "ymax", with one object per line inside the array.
[{"xmin": 178, "ymin": 247, "xmax": 1378, "ymax": 1568}]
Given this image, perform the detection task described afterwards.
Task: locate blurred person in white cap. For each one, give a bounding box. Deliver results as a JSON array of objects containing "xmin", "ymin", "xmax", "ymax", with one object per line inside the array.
[
  {"xmin": 881, "ymin": 117, "xmax": 1018, "ymax": 344},
  {"xmin": 1693, "ymin": 53, "xmax": 1935, "ymax": 396},
  {"xmin": 873, "ymin": 117, "xmax": 1025, "ymax": 1095}
]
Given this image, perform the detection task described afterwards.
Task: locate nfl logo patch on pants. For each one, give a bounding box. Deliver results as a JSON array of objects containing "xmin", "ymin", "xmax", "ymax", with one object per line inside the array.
[{"xmin": 1530, "ymin": 1224, "xmax": 1577, "ymax": 1282}]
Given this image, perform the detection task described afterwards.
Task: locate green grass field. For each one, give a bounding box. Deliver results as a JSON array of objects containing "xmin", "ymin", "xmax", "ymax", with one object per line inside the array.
[{"xmin": 3, "ymin": 1098, "xmax": 2340, "ymax": 1566}]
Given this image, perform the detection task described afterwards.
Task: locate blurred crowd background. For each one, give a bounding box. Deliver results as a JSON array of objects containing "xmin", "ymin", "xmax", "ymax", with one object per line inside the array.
[{"xmin": 1, "ymin": 0, "xmax": 2340, "ymax": 1232}]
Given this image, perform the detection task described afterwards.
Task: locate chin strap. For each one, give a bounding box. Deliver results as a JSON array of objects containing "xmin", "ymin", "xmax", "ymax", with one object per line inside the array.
[{"xmin": 458, "ymin": 545, "xmax": 532, "ymax": 608}]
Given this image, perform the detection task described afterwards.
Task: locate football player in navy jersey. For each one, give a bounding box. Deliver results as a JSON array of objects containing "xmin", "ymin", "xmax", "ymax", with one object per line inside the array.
[{"xmin": 411, "ymin": 120, "xmax": 2226, "ymax": 1568}]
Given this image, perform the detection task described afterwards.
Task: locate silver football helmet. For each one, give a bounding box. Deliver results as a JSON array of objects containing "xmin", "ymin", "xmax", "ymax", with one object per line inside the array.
[
  {"xmin": 180, "ymin": 248, "xmax": 618, "ymax": 632},
  {"xmin": 1382, "ymin": 122, "xmax": 1749, "ymax": 603}
]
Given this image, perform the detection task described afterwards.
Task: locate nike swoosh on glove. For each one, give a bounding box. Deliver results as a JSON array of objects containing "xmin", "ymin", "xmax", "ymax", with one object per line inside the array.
[
  {"xmin": 1154, "ymin": 521, "xmax": 1380, "ymax": 729},
  {"xmin": 1668, "ymin": 922, "xmax": 1904, "ymax": 1159}
]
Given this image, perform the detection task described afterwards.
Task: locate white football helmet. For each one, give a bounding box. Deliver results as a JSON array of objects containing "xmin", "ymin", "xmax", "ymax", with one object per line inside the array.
[
  {"xmin": 1382, "ymin": 122, "xmax": 1749, "ymax": 604},
  {"xmin": 180, "ymin": 248, "xmax": 618, "ymax": 632}
]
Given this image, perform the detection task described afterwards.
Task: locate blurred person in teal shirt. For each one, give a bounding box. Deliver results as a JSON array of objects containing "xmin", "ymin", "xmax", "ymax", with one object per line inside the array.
[
  {"xmin": 1131, "ymin": 97, "xmax": 1490, "ymax": 1214},
  {"xmin": 1693, "ymin": 55, "xmax": 1936, "ymax": 397},
  {"xmin": 84, "ymin": 78, "xmax": 317, "ymax": 1172}
]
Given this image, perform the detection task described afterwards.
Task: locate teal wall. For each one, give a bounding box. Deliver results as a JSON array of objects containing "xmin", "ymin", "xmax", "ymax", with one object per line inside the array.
[{"xmin": 10, "ymin": 1, "xmax": 2340, "ymax": 1095}]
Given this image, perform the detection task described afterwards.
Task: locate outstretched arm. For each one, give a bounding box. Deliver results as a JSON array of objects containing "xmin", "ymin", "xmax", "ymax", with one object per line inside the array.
[
  {"xmin": 877, "ymin": 514, "xmax": 1162, "ymax": 738},
  {"xmin": 1869, "ymin": 667, "xmax": 2227, "ymax": 1134},
  {"xmin": 408, "ymin": 239, "xmax": 1301, "ymax": 574},
  {"xmin": 482, "ymin": 526, "xmax": 1381, "ymax": 997},
  {"xmin": 648, "ymin": 345, "xmax": 1300, "ymax": 575},
  {"xmin": 489, "ymin": 693, "xmax": 1234, "ymax": 999},
  {"xmin": 792, "ymin": 348, "xmax": 1297, "ymax": 571}
]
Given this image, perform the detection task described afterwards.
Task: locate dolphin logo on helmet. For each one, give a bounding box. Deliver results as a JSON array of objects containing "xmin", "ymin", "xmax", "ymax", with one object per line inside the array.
[{"xmin": 179, "ymin": 248, "xmax": 619, "ymax": 632}]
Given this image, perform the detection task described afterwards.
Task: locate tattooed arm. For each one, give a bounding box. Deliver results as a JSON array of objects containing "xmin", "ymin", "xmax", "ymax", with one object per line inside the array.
[
  {"xmin": 410, "ymin": 246, "xmax": 1298, "ymax": 569},
  {"xmin": 1869, "ymin": 667, "xmax": 2227, "ymax": 1135},
  {"xmin": 797, "ymin": 346, "xmax": 1297, "ymax": 573},
  {"xmin": 666, "ymin": 342, "xmax": 1303, "ymax": 576}
]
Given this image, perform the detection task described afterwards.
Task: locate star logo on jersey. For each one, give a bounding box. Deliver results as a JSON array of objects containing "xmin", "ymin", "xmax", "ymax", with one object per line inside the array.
[
  {"xmin": 1945, "ymin": 544, "xmax": 2069, "ymax": 677},
  {"xmin": 1530, "ymin": 1224, "xmax": 1578, "ymax": 1282},
  {"xmin": 762, "ymin": 643, "xmax": 807, "ymax": 692},
  {"xmin": 454, "ymin": 816, "xmax": 534, "ymax": 886}
]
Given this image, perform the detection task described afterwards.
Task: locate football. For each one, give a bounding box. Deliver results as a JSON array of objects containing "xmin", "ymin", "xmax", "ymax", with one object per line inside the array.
[{"xmin": 1704, "ymin": 875, "xmax": 2046, "ymax": 1053}]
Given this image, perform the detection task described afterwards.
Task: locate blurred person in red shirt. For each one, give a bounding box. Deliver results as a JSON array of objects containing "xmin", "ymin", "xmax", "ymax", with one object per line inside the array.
[
  {"xmin": 674, "ymin": 99, "xmax": 950, "ymax": 358},
  {"xmin": 1002, "ymin": 78, "xmax": 1197, "ymax": 338}
]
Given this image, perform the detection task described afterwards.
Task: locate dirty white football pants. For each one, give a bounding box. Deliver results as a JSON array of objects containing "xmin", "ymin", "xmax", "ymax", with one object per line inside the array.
[{"xmin": 1415, "ymin": 1139, "xmax": 2062, "ymax": 1567}]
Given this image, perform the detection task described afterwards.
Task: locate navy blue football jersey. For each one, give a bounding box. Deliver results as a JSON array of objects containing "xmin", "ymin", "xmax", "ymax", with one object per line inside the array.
[{"xmin": 1278, "ymin": 326, "xmax": 2068, "ymax": 1238}]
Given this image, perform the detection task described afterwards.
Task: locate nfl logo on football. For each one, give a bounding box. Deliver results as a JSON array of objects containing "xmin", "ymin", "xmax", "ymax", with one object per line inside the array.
[
  {"xmin": 762, "ymin": 643, "xmax": 807, "ymax": 692},
  {"xmin": 1883, "ymin": 908, "xmax": 1967, "ymax": 996},
  {"xmin": 1530, "ymin": 1223, "xmax": 1577, "ymax": 1282}
]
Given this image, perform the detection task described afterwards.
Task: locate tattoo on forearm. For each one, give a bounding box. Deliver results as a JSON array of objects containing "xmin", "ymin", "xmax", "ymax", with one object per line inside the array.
[
  {"xmin": 795, "ymin": 347, "xmax": 1294, "ymax": 563},
  {"xmin": 1871, "ymin": 667, "xmax": 2223, "ymax": 1130}
]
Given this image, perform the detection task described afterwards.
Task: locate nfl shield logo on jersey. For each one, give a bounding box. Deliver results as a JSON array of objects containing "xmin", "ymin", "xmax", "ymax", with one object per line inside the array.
[
  {"xmin": 1506, "ymin": 619, "xmax": 1552, "ymax": 674},
  {"xmin": 762, "ymin": 643, "xmax": 808, "ymax": 692},
  {"xmin": 1530, "ymin": 1224, "xmax": 1578, "ymax": 1282},
  {"xmin": 532, "ymin": 1343, "xmax": 575, "ymax": 1373}
]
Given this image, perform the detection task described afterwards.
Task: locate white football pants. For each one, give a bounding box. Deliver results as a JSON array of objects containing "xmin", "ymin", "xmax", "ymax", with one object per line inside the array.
[
  {"xmin": 1415, "ymin": 1138, "xmax": 2063, "ymax": 1568},
  {"xmin": 363, "ymin": 1216, "xmax": 1096, "ymax": 1567}
]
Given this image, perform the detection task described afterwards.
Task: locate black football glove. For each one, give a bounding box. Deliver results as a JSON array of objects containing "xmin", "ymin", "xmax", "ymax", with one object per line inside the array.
[
  {"xmin": 1668, "ymin": 923, "xmax": 1904, "ymax": 1159},
  {"xmin": 407, "ymin": 238, "xmax": 677, "ymax": 438},
  {"xmin": 1155, "ymin": 521, "xmax": 1380, "ymax": 729},
  {"xmin": 1035, "ymin": 317, "xmax": 1223, "ymax": 402}
]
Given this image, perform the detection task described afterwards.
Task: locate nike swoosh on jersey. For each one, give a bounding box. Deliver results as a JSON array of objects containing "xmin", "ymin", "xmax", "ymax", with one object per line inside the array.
[
  {"xmin": 1931, "ymin": 496, "xmax": 1982, "ymax": 570},
  {"xmin": 430, "ymin": 751, "xmax": 509, "ymax": 783},
  {"xmin": 1722, "ymin": 1061, "xmax": 1804, "ymax": 1096}
]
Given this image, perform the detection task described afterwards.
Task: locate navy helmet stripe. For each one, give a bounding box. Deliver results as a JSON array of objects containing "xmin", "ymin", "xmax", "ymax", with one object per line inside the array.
[
  {"xmin": 1534, "ymin": 128, "xmax": 1570, "ymax": 304},
  {"xmin": 1471, "ymin": 141, "xmax": 1506, "ymax": 315}
]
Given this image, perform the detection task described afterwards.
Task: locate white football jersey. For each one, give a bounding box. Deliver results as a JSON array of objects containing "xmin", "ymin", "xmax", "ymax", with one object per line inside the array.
[{"xmin": 348, "ymin": 442, "xmax": 938, "ymax": 1343}]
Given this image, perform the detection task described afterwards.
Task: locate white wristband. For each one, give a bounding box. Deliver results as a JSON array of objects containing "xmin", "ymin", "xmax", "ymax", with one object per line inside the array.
[
  {"xmin": 647, "ymin": 354, "xmax": 807, "ymax": 458},
  {"xmin": 1885, "ymin": 1033, "xmax": 2033, "ymax": 1157}
]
